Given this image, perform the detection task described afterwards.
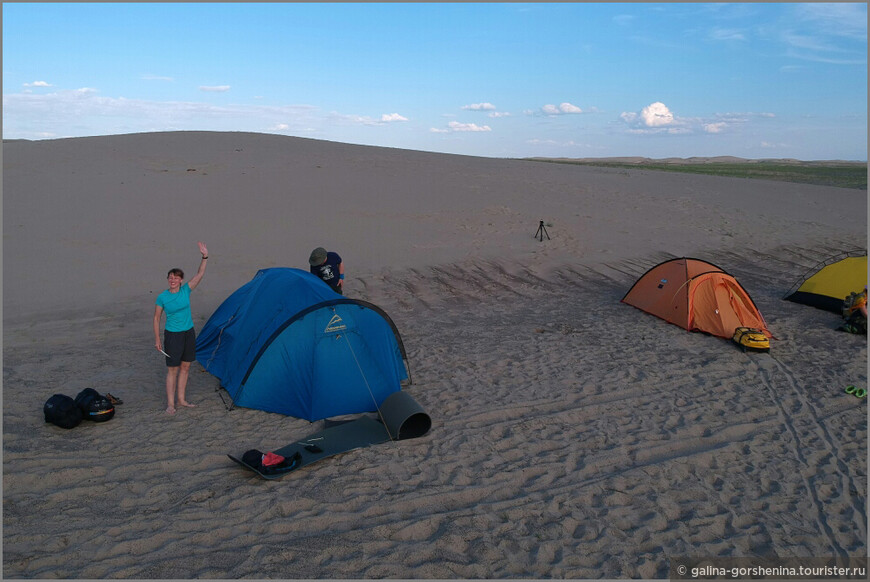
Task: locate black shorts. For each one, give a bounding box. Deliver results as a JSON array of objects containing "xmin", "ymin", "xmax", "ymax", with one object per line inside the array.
[{"xmin": 164, "ymin": 328, "xmax": 196, "ymax": 367}]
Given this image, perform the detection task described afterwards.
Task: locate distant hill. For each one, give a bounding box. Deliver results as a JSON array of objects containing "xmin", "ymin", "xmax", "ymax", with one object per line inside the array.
[
  {"xmin": 524, "ymin": 157, "xmax": 867, "ymax": 189},
  {"xmin": 526, "ymin": 156, "xmax": 865, "ymax": 165}
]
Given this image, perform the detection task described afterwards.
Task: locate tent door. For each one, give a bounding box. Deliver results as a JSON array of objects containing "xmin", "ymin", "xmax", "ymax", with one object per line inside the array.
[
  {"xmin": 689, "ymin": 275, "xmax": 765, "ymax": 338},
  {"xmin": 688, "ymin": 276, "xmax": 740, "ymax": 337},
  {"xmin": 310, "ymin": 329, "xmax": 393, "ymax": 419}
]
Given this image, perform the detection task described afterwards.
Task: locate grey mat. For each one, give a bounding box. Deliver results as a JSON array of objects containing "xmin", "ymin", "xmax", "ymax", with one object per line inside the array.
[{"xmin": 229, "ymin": 391, "xmax": 431, "ymax": 479}]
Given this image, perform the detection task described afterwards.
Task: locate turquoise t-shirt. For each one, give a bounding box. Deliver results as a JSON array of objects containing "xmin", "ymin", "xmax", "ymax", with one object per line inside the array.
[{"xmin": 156, "ymin": 283, "xmax": 194, "ymax": 332}]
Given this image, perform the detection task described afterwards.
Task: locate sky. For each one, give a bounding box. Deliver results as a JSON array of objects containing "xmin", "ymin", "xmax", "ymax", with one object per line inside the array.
[{"xmin": 2, "ymin": 2, "xmax": 867, "ymax": 160}]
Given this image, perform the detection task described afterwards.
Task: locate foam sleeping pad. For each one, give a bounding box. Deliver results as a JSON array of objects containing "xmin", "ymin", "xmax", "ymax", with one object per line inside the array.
[{"xmin": 228, "ymin": 391, "xmax": 431, "ymax": 479}]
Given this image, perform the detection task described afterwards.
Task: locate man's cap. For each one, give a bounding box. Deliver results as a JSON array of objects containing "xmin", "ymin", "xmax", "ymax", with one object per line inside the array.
[{"xmin": 309, "ymin": 247, "xmax": 327, "ymax": 266}]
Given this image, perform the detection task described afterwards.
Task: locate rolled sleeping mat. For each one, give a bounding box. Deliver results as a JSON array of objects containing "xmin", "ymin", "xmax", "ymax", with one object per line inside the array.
[{"xmin": 379, "ymin": 390, "xmax": 431, "ymax": 440}]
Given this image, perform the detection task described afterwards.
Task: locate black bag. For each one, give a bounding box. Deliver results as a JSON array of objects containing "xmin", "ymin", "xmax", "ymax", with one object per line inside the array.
[
  {"xmin": 74, "ymin": 388, "xmax": 115, "ymax": 422},
  {"xmin": 842, "ymin": 311, "xmax": 868, "ymax": 335},
  {"xmin": 240, "ymin": 449, "xmax": 301, "ymax": 475},
  {"xmin": 262, "ymin": 452, "xmax": 302, "ymax": 475},
  {"xmin": 241, "ymin": 449, "xmax": 264, "ymax": 470},
  {"xmin": 44, "ymin": 394, "xmax": 83, "ymax": 429}
]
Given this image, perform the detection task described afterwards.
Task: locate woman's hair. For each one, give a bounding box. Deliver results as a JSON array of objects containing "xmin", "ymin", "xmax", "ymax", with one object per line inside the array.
[{"xmin": 167, "ymin": 268, "xmax": 185, "ymax": 278}]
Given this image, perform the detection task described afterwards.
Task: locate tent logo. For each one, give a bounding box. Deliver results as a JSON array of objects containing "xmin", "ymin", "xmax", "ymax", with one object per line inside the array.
[{"xmin": 325, "ymin": 314, "xmax": 347, "ymax": 333}]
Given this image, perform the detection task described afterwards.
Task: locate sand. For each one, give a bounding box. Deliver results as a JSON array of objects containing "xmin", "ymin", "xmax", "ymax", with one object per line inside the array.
[{"xmin": 2, "ymin": 131, "xmax": 867, "ymax": 578}]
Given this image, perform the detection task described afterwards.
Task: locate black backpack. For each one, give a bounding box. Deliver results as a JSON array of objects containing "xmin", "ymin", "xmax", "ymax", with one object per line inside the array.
[
  {"xmin": 74, "ymin": 388, "xmax": 115, "ymax": 422},
  {"xmin": 44, "ymin": 394, "xmax": 83, "ymax": 429}
]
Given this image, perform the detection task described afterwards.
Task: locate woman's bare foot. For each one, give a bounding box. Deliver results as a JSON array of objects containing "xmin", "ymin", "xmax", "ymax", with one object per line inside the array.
[
  {"xmin": 166, "ymin": 406, "xmax": 176, "ymax": 415},
  {"xmin": 178, "ymin": 401, "xmax": 196, "ymax": 408}
]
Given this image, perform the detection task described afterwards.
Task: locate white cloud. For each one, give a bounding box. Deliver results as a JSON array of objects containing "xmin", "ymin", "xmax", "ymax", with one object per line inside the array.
[
  {"xmin": 712, "ymin": 111, "xmax": 775, "ymax": 123},
  {"xmin": 709, "ymin": 28, "xmax": 747, "ymax": 41},
  {"xmin": 330, "ymin": 112, "xmax": 409, "ymax": 126},
  {"xmin": 619, "ymin": 102, "xmax": 682, "ymax": 134},
  {"xmin": 199, "ymin": 85, "xmax": 231, "ymax": 92},
  {"xmin": 712, "ymin": 114, "xmax": 748, "ymax": 124},
  {"xmin": 527, "ymin": 138, "xmax": 595, "ymax": 148},
  {"xmin": 429, "ymin": 121, "xmax": 492, "ymax": 132},
  {"xmin": 462, "ymin": 102, "xmax": 497, "ymax": 111},
  {"xmin": 704, "ymin": 123, "xmax": 727, "ymax": 133},
  {"xmin": 488, "ymin": 111, "xmax": 511, "ymax": 118},
  {"xmin": 542, "ymin": 102, "xmax": 583, "ymax": 115},
  {"xmin": 794, "ymin": 2, "xmax": 866, "ymax": 41},
  {"xmin": 23, "ymin": 81, "xmax": 52, "ymax": 88},
  {"xmin": 619, "ymin": 103, "xmax": 778, "ymax": 139},
  {"xmin": 527, "ymin": 138, "xmax": 560, "ymax": 146},
  {"xmin": 1, "ymin": 88, "xmax": 323, "ymax": 139},
  {"xmin": 778, "ymin": 3, "xmax": 867, "ymax": 64},
  {"xmin": 448, "ymin": 121, "xmax": 492, "ymax": 132},
  {"xmin": 335, "ymin": 113, "xmax": 380, "ymax": 126},
  {"xmin": 640, "ymin": 102, "xmax": 674, "ymax": 127},
  {"xmin": 783, "ymin": 32, "xmax": 835, "ymax": 52}
]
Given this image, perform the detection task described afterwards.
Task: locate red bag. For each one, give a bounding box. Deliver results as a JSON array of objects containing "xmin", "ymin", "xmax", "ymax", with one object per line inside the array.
[{"xmin": 261, "ymin": 452, "xmax": 285, "ymax": 467}]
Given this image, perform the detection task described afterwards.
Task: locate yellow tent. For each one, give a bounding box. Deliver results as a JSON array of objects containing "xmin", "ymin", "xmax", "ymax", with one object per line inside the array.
[{"xmin": 784, "ymin": 252, "xmax": 867, "ymax": 313}]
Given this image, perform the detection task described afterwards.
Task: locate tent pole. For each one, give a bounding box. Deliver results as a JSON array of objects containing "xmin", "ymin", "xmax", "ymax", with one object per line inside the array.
[{"xmin": 341, "ymin": 334, "xmax": 396, "ymax": 441}]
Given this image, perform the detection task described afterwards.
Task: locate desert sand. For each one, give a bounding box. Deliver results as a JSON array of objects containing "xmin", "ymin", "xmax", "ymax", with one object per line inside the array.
[{"xmin": 2, "ymin": 131, "xmax": 867, "ymax": 578}]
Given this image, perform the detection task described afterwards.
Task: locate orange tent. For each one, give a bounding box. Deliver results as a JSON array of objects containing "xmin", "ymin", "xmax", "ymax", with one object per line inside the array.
[{"xmin": 622, "ymin": 257, "xmax": 773, "ymax": 339}]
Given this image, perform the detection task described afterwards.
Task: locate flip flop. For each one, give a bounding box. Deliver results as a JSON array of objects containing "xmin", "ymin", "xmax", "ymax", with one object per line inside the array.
[
  {"xmin": 845, "ymin": 386, "xmax": 866, "ymax": 399},
  {"xmin": 106, "ymin": 393, "xmax": 124, "ymax": 405}
]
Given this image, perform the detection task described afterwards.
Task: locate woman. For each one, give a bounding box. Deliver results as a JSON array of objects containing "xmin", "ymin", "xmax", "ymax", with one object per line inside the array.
[{"xmin": 153, "ymin": 242, "xmax": 209, "ymax": 414}]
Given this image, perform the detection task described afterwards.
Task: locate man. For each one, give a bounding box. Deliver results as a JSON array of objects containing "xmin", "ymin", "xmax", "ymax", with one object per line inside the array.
[{"xmin": 309, "ymin": 247, "xmax": 344, "ymax": 294}]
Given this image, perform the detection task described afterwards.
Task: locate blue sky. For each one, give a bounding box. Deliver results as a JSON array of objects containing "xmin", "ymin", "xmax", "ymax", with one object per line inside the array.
[{"xmin": 3, "ymin": 2, "xmax": 867, "ymax": 160}]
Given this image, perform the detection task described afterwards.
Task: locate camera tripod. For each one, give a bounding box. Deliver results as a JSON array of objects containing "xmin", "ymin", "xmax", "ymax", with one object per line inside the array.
[{"xmin": 534, "ymin": 220, "xmax": 550, "ymax": 242}]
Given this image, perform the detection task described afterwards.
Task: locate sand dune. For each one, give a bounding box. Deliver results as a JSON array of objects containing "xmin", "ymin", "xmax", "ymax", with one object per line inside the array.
[{"xmin": 3, "ymin": 132, "xmax": 867, "ymax": 578}]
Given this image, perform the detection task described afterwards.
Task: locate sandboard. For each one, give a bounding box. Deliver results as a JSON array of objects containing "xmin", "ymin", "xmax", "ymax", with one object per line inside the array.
[
  {"xmin": 229, "ymin": 390, "xmax": 431, "ymax": 479},
  {"xmin": 228, "ymin": 451, "xmax": 303, "ymax": 479}
]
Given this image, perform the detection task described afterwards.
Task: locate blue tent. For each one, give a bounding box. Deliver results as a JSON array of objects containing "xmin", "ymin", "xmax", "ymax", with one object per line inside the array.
[{"xmin": 196, "ymin": 268, "xmax": 410, "ymax": 421}]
